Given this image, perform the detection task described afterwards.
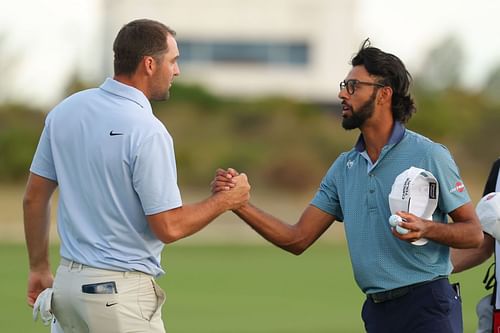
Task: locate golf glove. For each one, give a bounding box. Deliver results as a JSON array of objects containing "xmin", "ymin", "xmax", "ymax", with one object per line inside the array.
[{"xmin": 33, "ymin": 288, "xmax": 54, "ymax": 326}]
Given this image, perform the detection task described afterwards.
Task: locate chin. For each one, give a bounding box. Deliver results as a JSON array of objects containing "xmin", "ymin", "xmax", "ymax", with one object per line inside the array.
[
  {"xmin": 151, "ymin": 91, "xmax": 170, "ymax": 102},
  {"xmin": 342, "ymin": 119, "xmax": 358, "ymax": 130}
]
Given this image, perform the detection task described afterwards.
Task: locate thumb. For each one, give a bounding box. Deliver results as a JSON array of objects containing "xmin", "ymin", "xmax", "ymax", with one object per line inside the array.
[{"xmin": 227, "ymin": 168, "xmax": 240, "ymax": 177}]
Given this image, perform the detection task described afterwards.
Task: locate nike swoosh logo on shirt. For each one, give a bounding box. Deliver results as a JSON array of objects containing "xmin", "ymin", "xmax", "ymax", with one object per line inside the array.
[
  {"xmin": 106, "ymin": 302, "xmax": 118, "ymax": 307},
  {"xmin": 109, "ymin": 131, "xmax": 124, "ymax": 136}
]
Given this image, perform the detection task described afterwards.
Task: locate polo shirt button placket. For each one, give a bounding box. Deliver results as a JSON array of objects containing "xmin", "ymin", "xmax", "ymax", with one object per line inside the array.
[
  {"xmin": 366, "ymin": 173, "xmax": 378, "ymax": 209},
  {"xmin": 369, "ymin": 174, "xmax": 375, "ymax": 194}
]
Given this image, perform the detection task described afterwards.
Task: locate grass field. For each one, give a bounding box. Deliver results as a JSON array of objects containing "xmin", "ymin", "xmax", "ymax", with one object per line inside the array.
[
  {"xmin": 1, "ymin": 242, "xmax": 493, "ymax": 333},
  {"xmin": 1, "ymin": 183, "xmax": 493, "ymax": 332}
]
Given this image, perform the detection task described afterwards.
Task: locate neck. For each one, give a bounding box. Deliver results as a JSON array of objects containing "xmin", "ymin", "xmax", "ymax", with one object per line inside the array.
[
  {"xmin": 114, "ymin": 74, "xmax": 150, "ymax": 99},
  {"xmin": 360, "ymin": 114, "xmax": 394, "ymax": 163}
]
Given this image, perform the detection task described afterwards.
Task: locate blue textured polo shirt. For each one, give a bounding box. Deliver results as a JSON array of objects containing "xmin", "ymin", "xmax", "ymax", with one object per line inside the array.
[
  {"xmin": 30, "ymin": 78, "xmax": 182, "ymax": 277},
  {"xmin": 311, "ymin": 122, "xmax": 470, "ymax": 294}
]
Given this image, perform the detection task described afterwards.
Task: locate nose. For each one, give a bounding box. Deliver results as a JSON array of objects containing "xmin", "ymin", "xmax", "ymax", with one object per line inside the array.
[
  {"xmin": 338, "ymin": 87, "xmax": 348, "ymax": 100},
  {"xmin": 173, "ymin": 62, "xmax": 180, "ymax": 76}
]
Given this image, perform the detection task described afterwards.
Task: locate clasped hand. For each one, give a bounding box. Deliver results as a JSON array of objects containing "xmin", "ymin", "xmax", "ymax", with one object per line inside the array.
[{"xmin": 211, "ymin": 168, "xmax": 250, "ymax": 210}]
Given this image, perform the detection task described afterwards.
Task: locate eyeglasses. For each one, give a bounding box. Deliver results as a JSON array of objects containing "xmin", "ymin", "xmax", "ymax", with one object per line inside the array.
[{"xmin": 339, "ymin": 79, "xmax": 385, "ymax": 95}]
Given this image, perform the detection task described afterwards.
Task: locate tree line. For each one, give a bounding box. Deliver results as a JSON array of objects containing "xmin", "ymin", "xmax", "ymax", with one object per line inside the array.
[{"xmin": 1, "ymin": 81, "xmax": 499, "ymax": 194}]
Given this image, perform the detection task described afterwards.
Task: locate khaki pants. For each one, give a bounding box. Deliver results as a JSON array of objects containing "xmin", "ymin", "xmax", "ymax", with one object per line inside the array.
[{"xmin": 52, "ymin": 258, "xmax": 166, "ymax": 333}]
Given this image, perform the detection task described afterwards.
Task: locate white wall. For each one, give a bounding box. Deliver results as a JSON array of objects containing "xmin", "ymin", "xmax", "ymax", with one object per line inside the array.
[{"xmin": 103, "ymin": 0, "xmax": 360, "ymax": 103}]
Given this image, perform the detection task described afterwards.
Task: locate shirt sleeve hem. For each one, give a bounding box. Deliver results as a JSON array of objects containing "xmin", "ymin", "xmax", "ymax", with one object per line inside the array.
[
  {"xmin": 145, "ymin": 200, "xmax": 183, "ymax": 216},
  {"xmin": 29, "ymin": 167, "xmax": 57, "ymax": 182}
]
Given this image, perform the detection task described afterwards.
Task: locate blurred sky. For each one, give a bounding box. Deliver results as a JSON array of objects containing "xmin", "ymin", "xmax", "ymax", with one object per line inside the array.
[{"xmin": 0, "ymin": 0, "xmax": 499, "ymax": 107}]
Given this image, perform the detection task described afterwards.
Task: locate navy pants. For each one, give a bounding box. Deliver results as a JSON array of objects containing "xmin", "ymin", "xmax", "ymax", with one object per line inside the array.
[{"xmin": 362, "ymin": 279, "xmax": 462, "ymax": 333}]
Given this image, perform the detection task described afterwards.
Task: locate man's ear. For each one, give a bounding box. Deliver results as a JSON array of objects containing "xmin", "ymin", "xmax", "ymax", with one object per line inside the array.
[
  {"xmin": 378, "ymin": 86, "xmax": 393, "ymax": 105},
  {"xmin": 142, "ymin": 56, "xmax": 156, "ymax": 76}
]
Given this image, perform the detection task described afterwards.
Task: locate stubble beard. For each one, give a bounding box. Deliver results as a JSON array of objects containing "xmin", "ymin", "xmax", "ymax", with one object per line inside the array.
[{"xmin": 150, "ymin": 85, "xmax": 170, "ymax": 102}]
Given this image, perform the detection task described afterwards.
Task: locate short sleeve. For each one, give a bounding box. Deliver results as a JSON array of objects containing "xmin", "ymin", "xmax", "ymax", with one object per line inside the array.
[
  {"xmin": 132, "ymin": 131, "xmax": 182, "ymax": 215},
  {"xmin": 425, "ymin": 144, "xmax": 470, "ymax": 214},
  {"xmin": 310, "ymin": 162, "xmax": 343, "ymax": 221},
  {"xmin": 30, "ymin": 117, "xmax": 57, "ymax": 181}
]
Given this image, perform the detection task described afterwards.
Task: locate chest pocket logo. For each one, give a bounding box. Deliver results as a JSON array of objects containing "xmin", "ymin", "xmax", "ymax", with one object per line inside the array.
[{"xmin": 347, "ymin": 160, "xmax": 354, "ymax": 169}]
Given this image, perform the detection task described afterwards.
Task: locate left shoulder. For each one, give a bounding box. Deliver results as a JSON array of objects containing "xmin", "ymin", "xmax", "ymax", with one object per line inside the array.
[
  {"xmin": 403, "ymin": 130, "xmax": 450, "ymax": 155},
  {"xmin": 404, "ymin": 129, "xmax": 435, "ymax": 145}
]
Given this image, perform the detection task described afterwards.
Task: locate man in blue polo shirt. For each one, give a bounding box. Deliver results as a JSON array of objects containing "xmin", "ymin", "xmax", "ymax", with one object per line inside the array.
[
  {"xmin": 24, "ymin": 19, "xmax": 250, "ymax": 332},
  {"xmin": 213, "ymin": 39, "xmax": 483, "ymax": 332}
]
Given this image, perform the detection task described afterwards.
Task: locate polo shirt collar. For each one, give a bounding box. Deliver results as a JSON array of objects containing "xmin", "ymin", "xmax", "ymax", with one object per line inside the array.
[
  {"xmin": 354, "ymin": 121, "xmax": 406, "ymax": 152},
  {"xmin": 99, "ymin": 78, "xmax": 150, "ymax": 111}
]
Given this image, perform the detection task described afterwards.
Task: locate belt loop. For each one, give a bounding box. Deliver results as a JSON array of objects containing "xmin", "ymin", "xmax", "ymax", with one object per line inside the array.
[
  {"xmin": 76, "ymin": 262, "xmax": 83, "ymax": 272},
  {"xmin": 68, "ymin": 260, "xmax": 83, "ymax": 272}
]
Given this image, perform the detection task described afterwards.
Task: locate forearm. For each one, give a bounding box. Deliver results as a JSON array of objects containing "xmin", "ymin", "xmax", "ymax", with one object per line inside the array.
[
  {"xmin": 211, "ymin": 170, "xmax": 334, "ymax": 253},
  {"xmin": 234, "ymin": 203, "xmax": 304, "ymax": 254},
  {"xmin": 149, "ymin": 173, "xmax": 251, "ymax": 243},
  {"xmin": 23, "ymin": 197, "xmax": 52, "ymax": 272},
  {"xmin": 414, "ymin": 203, "xmax": 483, "ymax": 249},
  {"xmin": 165, "ymin": 195, "xmax": 229, "ymax": 242},
  {"xmin": 451, "ymin": 234, "xmax": 494, "ymax": 273},
  {"xmin": 426, "ymin": 221, "xmax": 484, "ymax": 249},
  {"xmin": 451, "ymin": 248, "xmax": 491, "ymax": 273},
  {"xmin": 149, "ymin": 191, "xmax": 244, "ymax": 243},
  {"xmin": 23, "ymin": 174, "xmax": 57, "ymax": 273}
]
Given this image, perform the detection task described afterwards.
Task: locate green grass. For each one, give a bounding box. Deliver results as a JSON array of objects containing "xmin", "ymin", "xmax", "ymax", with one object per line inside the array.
[{"xmin": 1, "ymin": 242, "xmax": 493, "ymax": 332}]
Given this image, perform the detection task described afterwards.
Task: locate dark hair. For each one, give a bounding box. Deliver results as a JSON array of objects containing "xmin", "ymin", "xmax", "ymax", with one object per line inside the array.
[
  {"xmin": 351, "ymin": 39, "xmax": 416, "ymax": 123},
  {"xmin": 113, "ymin": 19, "xmax": 176, "ymax": 76}
]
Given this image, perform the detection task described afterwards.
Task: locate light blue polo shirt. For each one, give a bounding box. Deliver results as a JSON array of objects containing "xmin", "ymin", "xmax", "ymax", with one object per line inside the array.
[
  {"xmin": 311, "ymin": 122, "xmax": 470, "ymax": 294},
  {"xmin": 30, "ymin": 78, "xmax": 182, "ymax": 277}
]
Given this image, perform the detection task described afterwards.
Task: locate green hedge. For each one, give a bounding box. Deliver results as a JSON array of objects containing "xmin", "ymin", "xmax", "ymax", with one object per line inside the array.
[{"xmin": 1, "ymin": 82, "xmax": 499, "ymax": 191}]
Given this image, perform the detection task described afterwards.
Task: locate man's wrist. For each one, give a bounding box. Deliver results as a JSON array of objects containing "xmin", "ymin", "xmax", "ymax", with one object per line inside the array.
[{"xmin": 29, "ymin": 260, "xmax": 51, "ymax": 273}]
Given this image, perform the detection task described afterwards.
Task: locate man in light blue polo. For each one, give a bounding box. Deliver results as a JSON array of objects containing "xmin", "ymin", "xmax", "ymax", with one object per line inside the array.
[
  {"xmin": 212, "ymin": 39, "xmax": 483, "ymax": 332},
  {"xmin": 24, "ymin": 19, "xmax": 250, "ymax": 332}
]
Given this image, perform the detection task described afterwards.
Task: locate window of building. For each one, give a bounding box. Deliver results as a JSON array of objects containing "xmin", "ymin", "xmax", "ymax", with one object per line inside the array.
[{"xmin": 178, "ymin": 40, "xmax": 309, "ymax": 66}]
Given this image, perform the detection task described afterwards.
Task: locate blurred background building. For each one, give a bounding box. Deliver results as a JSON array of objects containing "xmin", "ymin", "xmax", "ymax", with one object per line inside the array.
[
  {"xmin": 102, "ymin": 0, "xmax": 358, "ymax": 104},
  {"xmin": 1, "ymin": 0, "xmax": 499, "ymax": 192},
  {"xmin": 2, "ymin": 0, "xmax": 500, "ymax": 107}
]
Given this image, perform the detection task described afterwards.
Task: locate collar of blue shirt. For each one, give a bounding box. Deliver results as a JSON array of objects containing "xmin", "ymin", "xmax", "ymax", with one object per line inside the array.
[
  {"xmin": 100, "ymin": 78, "xmax": 150, "ymax": 111},
  {"xmin": 354, "ymin": 121, "xmax": 406, "ymax": 153}
]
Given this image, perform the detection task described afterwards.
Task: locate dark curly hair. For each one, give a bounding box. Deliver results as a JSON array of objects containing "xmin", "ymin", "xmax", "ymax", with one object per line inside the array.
[
  {"xmin": 351, "ymin": 39, "xmax": 416, "ymax": 123},
  {"xmin": 113, "ymin": 19, "xmax": 176, "ymax": 76}
]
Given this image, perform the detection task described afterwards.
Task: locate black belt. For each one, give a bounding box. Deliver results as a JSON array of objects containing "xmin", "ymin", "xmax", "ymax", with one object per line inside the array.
[{"xmin": 367, "ymin": 277, "xmax": 447, "ymax": 304}]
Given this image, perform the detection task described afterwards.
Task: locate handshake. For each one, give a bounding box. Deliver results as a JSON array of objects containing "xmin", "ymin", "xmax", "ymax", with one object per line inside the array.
[{"xmin": 211, "ymin": 168, "xmax": 251, "ymax": 211}]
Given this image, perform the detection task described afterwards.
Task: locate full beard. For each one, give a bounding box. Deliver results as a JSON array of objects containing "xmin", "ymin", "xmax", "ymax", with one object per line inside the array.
[{"xmin": 341, "ymin": 92, "xmax": 377, "ymax": 130}]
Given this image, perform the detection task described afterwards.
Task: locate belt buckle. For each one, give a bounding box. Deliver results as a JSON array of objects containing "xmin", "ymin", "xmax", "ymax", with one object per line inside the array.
[{"xmin": 369, "ymin": 293, "xmax": 384, "ymax": 304}]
